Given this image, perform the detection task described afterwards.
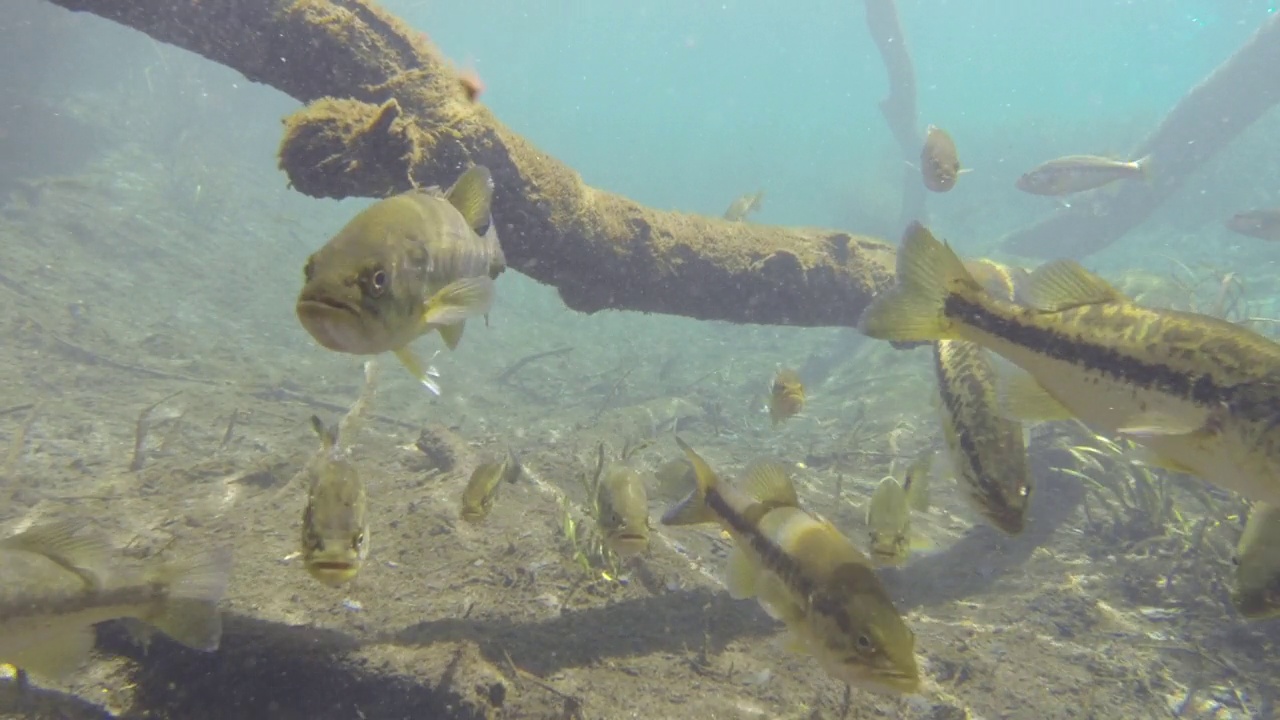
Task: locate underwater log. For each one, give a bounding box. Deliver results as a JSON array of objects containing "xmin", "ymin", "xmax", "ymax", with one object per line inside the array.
[
  {"xmin": 42, "ymin": 0, "xmax": 897, "ymax": 328},
  {"xmin": 864, "ymin": 0, "xmax": 927, "ymax": 228},
  {"xmin": 1000, "ymin": 12, "xmax": 1280, "ymax": 259}
]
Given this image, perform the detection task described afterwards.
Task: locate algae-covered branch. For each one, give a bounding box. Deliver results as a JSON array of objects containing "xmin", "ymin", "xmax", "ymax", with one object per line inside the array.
[{"xmin": 43, "ymin": 0, "xmax": 897, "ymax": 328}]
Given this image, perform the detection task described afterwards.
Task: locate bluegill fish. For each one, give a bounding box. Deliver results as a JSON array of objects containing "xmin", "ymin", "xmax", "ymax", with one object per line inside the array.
[
  {"xmin": 595, "ymin": 465, "xmax": 650, "ymax": 558},
  {"xmin": 768, "ymin": 368, "xmax": 805, "ymax": 427},
  {"xmin": 1015, "ymin": 154, "xmax": 1148, "ymax": 196},
  {"xmin": 0, "ymin": 520, "xmax": 230, "ymax": 680},
  {"xmin": 460, "ymin": 448, "xmax": 522, "ymax": 523},
  {"xmin": 299, "ymin": 360, "xmax": 378, "ymax": 587},
  {"xmin": 297, "ymin": 166, "xmax": 505, "ymax": 394},
  {"xmin": 859, "ymin": 222, "xmax": 1280, "ymax": 507},
  {"xmin": 724, "ymin": 190, "xmax": 764, "ymax": 221},
  {"xmin": 1232, "ymin": 502, "xmax": 1280, "ymax": 619},
  {"xmin": 920, "ymin": 125, "xmax": 962, "ymax": 193},
  {"xmin": 662, "ymin": 438, "xmax": 919, "ymax": 694},
  {"xmin": 1226, "ymin": 208, "xmax": 1280, "ymax": 242}
]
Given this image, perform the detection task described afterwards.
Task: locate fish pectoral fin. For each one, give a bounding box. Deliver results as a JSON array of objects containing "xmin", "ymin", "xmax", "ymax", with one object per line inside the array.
[
  {"xmin": 444, "ymin": 165, "xmax": 494, "ymax": 233},
  {"xmin": 145, "ymin": 546, "xmax": 233, "ymax": 651},
  {"xmin": 1022, "ymin": 259, "xmax": 1126, "ymax": 312},
  {"xmin": 393, "ymin": 347, "xmax": 442, "ymax": 395},
  {"xmin": 773, "ymin": 631, "xmax": 810, "ymax": 656},
  {"xmin": 997, "ymin": 368, "xmax": 1074, "ymax": 422},
  {"xmin": 740, "ymin": 460, "xmax": 800, "ymax": 509},
  {"xmin": 437, "ymin": 321, "xmax": 466, "ymax": 351},
  {"xmin": 724, "ymin": 547, "xmax": 760, "ymax": 600},
  {"xmin": 14, "ymin": 627, "xmax": 95, "ymax": 680},
  {"xmin": 421, "ymin": 276, "xmax": 495, "ymax": 331}
]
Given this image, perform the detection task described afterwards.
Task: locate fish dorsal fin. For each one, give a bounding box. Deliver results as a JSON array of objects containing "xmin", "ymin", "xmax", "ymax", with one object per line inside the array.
[
  {"xmin": 740, "ymin": 459, "xmax": 799, "ymax": 510},
  {"xmin": 1, "ymin": 519, "xmax": 112, "ymax": 588},
  {"xmin": 1022, "ymin": 260, "xmax": 1125, "ymax": 312},
  {"xmin": 445, "ymin": 166, "xmax": 494, "ymax": 233}
]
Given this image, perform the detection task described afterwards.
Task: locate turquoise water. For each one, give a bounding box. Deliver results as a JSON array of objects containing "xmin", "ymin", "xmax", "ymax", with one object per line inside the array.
[{"xmin": 2, "ymin": 0, "xmax": 1280, "ymax": 718}]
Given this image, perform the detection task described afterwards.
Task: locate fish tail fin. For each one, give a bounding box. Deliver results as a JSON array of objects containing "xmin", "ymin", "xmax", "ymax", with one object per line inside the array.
[
  {"xmin": 422, "ymin": 276, "xmax": 495, "ymax": 333},
  {"xmin": 145, "ymin": 546, "xmax": 233, "ymax": 652},
  {"xmin": 661, "ymin": 436, "xmax": 721, "ymax": 526},
  {"xmin": 1134, "ymin": 154, "xmax": 1152, "ymax": 182},
  {"xmin": 858, "ymin": 222, "xmax": 977, "ymax": 342}
]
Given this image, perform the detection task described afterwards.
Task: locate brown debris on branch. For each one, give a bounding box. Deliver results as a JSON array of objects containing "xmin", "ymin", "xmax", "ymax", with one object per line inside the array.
[
  {"xmin": 1000, "ymin": 13, "xmax": 1280, "ymax": 259},
  {"xmin": 45, "ymin": 0, "xmax": 898, "ymax": 328},
  {"xmin": 864, "ymin": 0, "xmax": 926, "ymax": 226}
]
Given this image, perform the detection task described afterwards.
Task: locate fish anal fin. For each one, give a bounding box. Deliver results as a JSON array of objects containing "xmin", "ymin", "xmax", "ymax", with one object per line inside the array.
[{"xmin": 724, "ymin": 547, "xmax": 759, "ymax": 600}]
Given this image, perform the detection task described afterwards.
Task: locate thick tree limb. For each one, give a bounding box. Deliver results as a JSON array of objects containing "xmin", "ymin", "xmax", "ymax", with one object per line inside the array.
[
  {"xmin": 44, "ymin": 0, "xmax": 897, "ymax": 327},
  {"xmin": 864, "ymin": 0, "xmax": 926, "ymax": 228},
  {"xmin": 1000, "ymin": 13, "xmax": 1280, "ymax": 259}
]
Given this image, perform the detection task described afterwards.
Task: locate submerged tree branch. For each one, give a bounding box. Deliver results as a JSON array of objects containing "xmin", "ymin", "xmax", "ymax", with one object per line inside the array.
[
  {"xmin": 44, "ymin": 0, "xmax": 897, "ymax": 328},
  {"xmin": 864, "ymin": 0, "xmax": 926, "ymax": 228}
]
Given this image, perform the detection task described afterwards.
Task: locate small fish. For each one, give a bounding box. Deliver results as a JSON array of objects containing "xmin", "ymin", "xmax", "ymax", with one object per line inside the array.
[
  {"xmin": 595, "ymin": 465, "xmax": 650, "ymax": 557},
  {"xmin": 297, "ymin": 166, "xmax": 505, "ymax": 394},
  {"xmin": 1015, "ymin": 154, "xmax": 1149, "ymax": 196},
  {"xmin": 1232, "ymin": 502, "xmax": 1280, "ymax": 619},
  {"xmin": 459, "ymin": 448, "xmax": 523, "ymax": 523},
  {"xmin": 724, "ymin": 190, "xmax": 765, "ymax": 221},
  {"xmin": 0, "ymin": 520, "xmax": 230, "ymax": 680},
  {"xmin": 662, "ymin": 438, "xmax": 919, "ymax": 694},
  {"xmin": 300, "ymin": 360, "xmax": 378, "ymax": 587},
  {"xmin": 859, "ymin": 222, "xmax": 1280, "ymax": 507},
  {"xmin": 920, "ymin": 125, "xmax": 962, "ymax": 193},
  {"xmin": 768, "ymin": 368, "xmax": 805, "ymax": 427},
  {"xmin": 865, "ymin": 453, "xmax": 932, "ymax": 566},
  {"xmin": 1226, "ymin": 209, "xmax": 1280, "ymax": 242}
]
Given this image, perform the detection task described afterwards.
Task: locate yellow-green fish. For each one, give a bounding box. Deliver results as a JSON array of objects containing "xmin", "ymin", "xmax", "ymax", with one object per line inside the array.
[
  {"xmin": 724, "ymin": 190, "xmax": 764, "ymax": 221},
  {"xmin": 595, "ymin": 465, "xmax": 650, "ymax": 557},
  {"xmin": 300, "ymin": 360, "xmax": 378, "ymax": 587},
  {"xmin": 460, "ymin": 448, "xmax": 523, "ymax": 523},
  {"xmin": 859, "ymin": 222, "xmax": 1280, "ymax": 507},
  {"xmin": 933, "ymin": 260, "xmax": 1031, "ymax": 535},
  {"xmin": 297, "ymin": 166, "xmax": 505, "ymax": 394},
  {"xmin": 1015, "ymin": 154, "xmax": 1149, "ymax": 196},
  {"xmin": 1227, "ymin": 209, "xmax": 1280, "ymax": 242},
  {"xmin": 768, "ymin": 367, "xmax": 805, "ymax": 427},
  {"xmin": 865, "ymin": 452, "xmax": 933, "ymax": 566},
  {"xmin": 652, "ymin": 456, "xmax": 696, "ymax": 503},
  {"xmin": 662, "ymin": 439, "xmax": 919, "ymax": 694},
  {"xmin": 920, "ymin": 125, "xmax": 962, "ymax": 193},
  {"xmin": 1232, "ymin": 501, "xmax": 1280, "ymax": 619},
  {"xmin": 0, "ymin": 520, "xmax": 230, "ymax": 680}
]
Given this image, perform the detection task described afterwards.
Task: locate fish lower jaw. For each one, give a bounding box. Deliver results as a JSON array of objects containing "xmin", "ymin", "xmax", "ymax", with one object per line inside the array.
[
  {"xmin": 606, "ymin": 534, "xmax": 650, "ymax": 557},
  {"xmin": 296, "ymin": 303, "xmax": 386, "ymax": 354},
  {"xmin": 305, "ymin": 560, "xmax": 359, "ymax": 587}
]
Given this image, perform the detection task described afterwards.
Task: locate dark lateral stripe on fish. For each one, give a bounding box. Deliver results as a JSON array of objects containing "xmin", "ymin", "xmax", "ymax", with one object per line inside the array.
[
  {"xmin": 0, "ymin": 584, "xmax": 154, "ymax": 623},
  {"xmin": 933, "ymin": 342, "xmax": 1004, "ymax": 504},
  {"xmin": 943, "ymin": 296, "xmax": 1233, "ymax": 411},
  {"xmin": 705, "ymin": 487, "xmax": 823, "ymax": 595}
]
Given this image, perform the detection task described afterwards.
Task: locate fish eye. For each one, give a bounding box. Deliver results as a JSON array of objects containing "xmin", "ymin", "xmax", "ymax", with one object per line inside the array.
[
  {"xmin": 368, "ymin": 269, "xmax": 388, "ymax": 296},
  {"xmin": 306, "ymin": 534, "xmax": 323, "ymax": 552},
  {"xmin": 1230, "ymin": 555, "xmax": 1240, "ymax": 566},
  {"xmin": 353, "ymin": 532, "xmax": 365, "ymax": 549},
  {"xmin": 303, "ymin": 258, "xmax": 316, "ymax": 281},
  {"xmin": 856, "ymin": 634, "xmax": 872, "ymax": 650}
]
